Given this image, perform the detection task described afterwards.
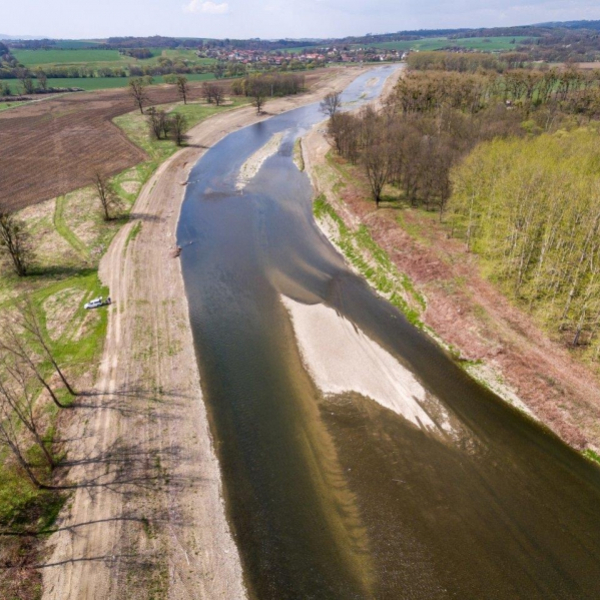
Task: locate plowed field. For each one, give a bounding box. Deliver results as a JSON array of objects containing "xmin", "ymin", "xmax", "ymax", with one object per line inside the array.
[{"xmin": 0, "ymin": 70, "xmax": 333, "ymax": 212}]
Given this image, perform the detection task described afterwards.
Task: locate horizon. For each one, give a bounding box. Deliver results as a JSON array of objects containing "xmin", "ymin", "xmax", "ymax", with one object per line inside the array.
[{"xmin": 4, "ymin": 1, "xmax": 600, "ymax": 41}]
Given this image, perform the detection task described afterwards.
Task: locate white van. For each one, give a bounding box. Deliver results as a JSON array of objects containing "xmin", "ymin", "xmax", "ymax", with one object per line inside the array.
[{"xmin": 84, "ymin": 296, "xmax": 103, "ymax": 310}]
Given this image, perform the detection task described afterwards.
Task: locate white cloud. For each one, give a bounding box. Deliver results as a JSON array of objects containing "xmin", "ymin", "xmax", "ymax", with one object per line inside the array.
[{"xmin": 183, "ymin": 0, "xmax": 229, "ymax": 14}]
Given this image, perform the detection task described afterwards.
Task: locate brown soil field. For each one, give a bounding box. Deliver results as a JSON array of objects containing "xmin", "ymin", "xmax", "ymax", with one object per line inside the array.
[{"xmin": 0, "ymin": 70, "xmax": 337, "ymax": 213}]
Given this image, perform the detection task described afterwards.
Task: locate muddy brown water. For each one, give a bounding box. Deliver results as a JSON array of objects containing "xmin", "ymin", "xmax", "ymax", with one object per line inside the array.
[{"xmin": 178, "ymin": 66, "xmax": 600, "ymax": 599}]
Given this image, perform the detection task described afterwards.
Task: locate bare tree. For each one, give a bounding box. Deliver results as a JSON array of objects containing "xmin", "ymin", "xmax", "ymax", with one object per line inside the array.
[
  {"xmin": 248, "ymin": 79, "xmax": 268, "ymax": 115},
  {"xmin": 0, "ymin": 359, "xmax": 56, "ymax": 469},
  {"xmin": 0, "ymin": 318, "xmax": 67, "ymax": 409},
  {"xmin": 202, "ymin": 82, "xmax": 224, "ymax": 106},
  {"xmin": 17, "ymin": 301, "xmax": 77, "ymax": 397},
  {"xmin": 129, "ymin": 77, "xmax": 148, "ymax": 114},
  {"xmin": 170, "ymin": 113, "xmax": 187, "ymax": 146},
  {"xmin": 147, "ymin": 107, "xmax": 170, "ymax": 140},
  {"xmin": 320, "ymin": 91, "xmax": 342, "ymax": 119},
  {"xmin": 15, "ymin": 67, "xmax": 34, "ymax": 95},
  {"xmin": 176, "ymin": 76, "xmax": 189, "ymax": 105},
  {"xmin": 36, "ymin": 68, "xmax": 48, "ymax": 91},
  {"xmin": 94, "ymin": 172, "xmax": 115, "ymax": 221},
  {"xmin": 362, "ymin": 142, "xmax": 392, "ymax": 208},
  {"xmin": 213, "ymin": 85, "xmax": 224, "ymax": 106},
  {"xmin": 0, "ymin": 211, "xmax": 31, "ymax": 276},
  {"xmin": 0, "ymin": 402, "xmax": 47, "ymax": 489}
]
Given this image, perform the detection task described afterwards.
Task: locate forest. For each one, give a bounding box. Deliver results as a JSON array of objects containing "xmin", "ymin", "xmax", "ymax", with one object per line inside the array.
[
  {"xmin": 326, "ymin": 56, "xmax": 600, "ymax": 358},
  {"xmin": 449, "ymin": 129, "xmax": 600, "ymax": 354}
]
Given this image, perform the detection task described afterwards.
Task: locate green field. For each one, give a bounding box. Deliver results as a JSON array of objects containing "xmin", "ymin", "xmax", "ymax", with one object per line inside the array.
[
  {"xmin": 1, "ymin": 72, "xmax": 216, "ymax": 94},
  {"xmin": 13, "ymin": 48, "xmax": 125, "ymax": 65},
  {"xmin": 10, "ymin": 47, "xmax": 217, "ymax": 72},
  {"xmin": 364, "ymin": 36, "xmax": 534, "ymax": 52}
]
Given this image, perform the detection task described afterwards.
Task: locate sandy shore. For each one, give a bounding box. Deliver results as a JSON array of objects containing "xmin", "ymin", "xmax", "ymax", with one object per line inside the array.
[
  {"xmin": 237, "ymin": 131, "xmax": 284, "ymax": 190},
  {"xmin": 281, "ymin": 296, "xmax": 437, "ymax": 430},
  {"xmin": 41, "ymin": 65, "xmax": 369, "ymax": 600}
]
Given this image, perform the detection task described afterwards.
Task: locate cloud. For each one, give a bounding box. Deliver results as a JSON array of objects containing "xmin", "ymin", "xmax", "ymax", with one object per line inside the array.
[{"xmin": 183, "ymin": 0, "xmax": 229, "ymax": 14}]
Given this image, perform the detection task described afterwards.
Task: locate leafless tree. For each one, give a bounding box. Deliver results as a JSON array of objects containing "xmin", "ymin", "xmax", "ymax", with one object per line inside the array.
[
  {"xmin": 213, "ymin": 85, "xmax": 224, "ymax": 107},
  {"xmin": 0, "ymin": 211, "xmax": 31, "ymax": 277},
  {"xmin": 0, "ymin": 318, "xmax": 67, "ymax": 409},
  {"xmin": 17, "ymin": 300, "xmax": 77, "ymax": 397},
  {"xmin": 0, "ymin": 359, "xmax": 56, "ymax": 469},
  {"xmin": 248, "ymin": 79, "xmax": 268, "ymax": 115},
  {"xmin": 147, "ymin": 107, "xmax": 170, "ymax": 140},
  {"xmin": 171, "ymin": 113, "xmax": 187, "ymax": 146},
  {"xmin": 176, "ymin": 75, "xmax": 189, "ymax": 104},
  {"xmin": 202, "ymin": 82, "xmax": 225, "ymax": 106},
  {"xmin": 36, "ymin": 68, "xmax": 48, "ymax": 91},
  {"xmin": 362, "ymin": 142, "xmax": 392, "ymax": 208},
  {"xmin": 320, "ymin": 91, "xmax": 342, "ymax": 119},
  {"xmin": 0, "ymin": 402, "xmax": 47, "ymax": 488},
  {"xmin": 94, "ymin": 172, "xmax": 115, "ymax": 221},
  {"xmin": 129, "ymin": 77, "xmax": 148, "ymax": 114},
  {"xmin": 15, "ymin": 67, "xmax": 34, "ymax": 95}
]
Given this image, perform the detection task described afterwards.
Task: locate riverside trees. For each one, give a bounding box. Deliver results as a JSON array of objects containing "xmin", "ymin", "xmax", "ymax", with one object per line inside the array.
[
  {"xmin": 0, "ymin": 211, "xmax": 32, "ymax": 276},
  {"xmin": 324, "ymin": 63, "xmax": 600, "ymax": 357}
]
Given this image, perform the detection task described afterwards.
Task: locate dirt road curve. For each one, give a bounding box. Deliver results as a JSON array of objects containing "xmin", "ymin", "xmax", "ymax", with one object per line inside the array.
[{"xmin": 41, "ymin": 66, "xmax": 369, "ymax": 600}]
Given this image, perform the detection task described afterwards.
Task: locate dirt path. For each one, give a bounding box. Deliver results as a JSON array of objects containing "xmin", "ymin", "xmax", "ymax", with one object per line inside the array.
[{"xmin": 41, "ymin": 66, "xmax": 369, "ymax": 600}]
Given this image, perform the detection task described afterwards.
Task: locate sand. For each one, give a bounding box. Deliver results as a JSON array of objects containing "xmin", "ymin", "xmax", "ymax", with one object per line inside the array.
[
  {"xmin": 237, "ymin": 132, "xmax": 284, "ymax": 190},
  {"xmin": 282, "ymin": 295, "xmax": 444, "ymax": 431}
]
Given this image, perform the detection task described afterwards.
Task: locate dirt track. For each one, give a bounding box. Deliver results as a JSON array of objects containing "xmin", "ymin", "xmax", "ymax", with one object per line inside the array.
[{"xmin": 41, "ymin": 65, "xmax": 368, "ymax": 600}]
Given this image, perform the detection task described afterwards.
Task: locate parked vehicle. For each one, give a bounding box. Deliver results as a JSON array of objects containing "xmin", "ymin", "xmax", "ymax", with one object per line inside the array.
[
  {"xmin": 84, "ymin": 296, "xmax": 112, "ymax": 310},
  {"xmin": 85, "ymin": 296, "xmax": 103, "ymax": 310}
]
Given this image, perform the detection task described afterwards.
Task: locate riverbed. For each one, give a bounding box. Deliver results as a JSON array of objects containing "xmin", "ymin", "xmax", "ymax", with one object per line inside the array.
[{"xmin": 178, "ymin": 66, "xmax": 600, "ymax": 599}]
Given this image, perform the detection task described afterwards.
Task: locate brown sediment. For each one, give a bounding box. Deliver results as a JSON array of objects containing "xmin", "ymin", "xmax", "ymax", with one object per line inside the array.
[{"xmin": 41, "ymin": 65, "xmax": 371, "ymax": 600}]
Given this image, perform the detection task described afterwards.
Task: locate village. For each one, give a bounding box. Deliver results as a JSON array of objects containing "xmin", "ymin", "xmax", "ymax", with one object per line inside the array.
[{"xmin": 196, "ymin": 44, "xmax": 405, "ymax": 67}]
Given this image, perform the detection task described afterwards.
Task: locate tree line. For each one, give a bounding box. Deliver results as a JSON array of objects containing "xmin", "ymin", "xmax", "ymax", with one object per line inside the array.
[
  {"xmin": 326, "ymin": 66, "xmax": 600, "ymax": 217},
  {"xmin": 0, "ymin": 300, "xmax": 78, "ymax": 489}
]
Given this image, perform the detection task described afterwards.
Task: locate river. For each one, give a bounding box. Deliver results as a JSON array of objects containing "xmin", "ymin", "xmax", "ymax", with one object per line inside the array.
[{"xmin": 177, "ymin": 66, "xmax": 600, "ymax": 599}]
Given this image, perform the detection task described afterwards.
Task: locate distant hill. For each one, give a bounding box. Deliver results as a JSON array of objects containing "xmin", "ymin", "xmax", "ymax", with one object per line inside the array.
[{"xmin": 0, "ymin": 34, "xmax": 43, "ymax": 40}]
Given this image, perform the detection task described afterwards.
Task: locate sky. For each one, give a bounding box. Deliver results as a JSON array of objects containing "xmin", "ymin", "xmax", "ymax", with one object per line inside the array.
[{"xmin": 4, "ymin": 0, "xmax": 600, "ymax": 40}]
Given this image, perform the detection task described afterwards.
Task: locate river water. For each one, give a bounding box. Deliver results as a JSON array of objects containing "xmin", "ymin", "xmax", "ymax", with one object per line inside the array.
[{"xmin": 178, "ymin": 66, "xmax": 600, "ymax": 599}]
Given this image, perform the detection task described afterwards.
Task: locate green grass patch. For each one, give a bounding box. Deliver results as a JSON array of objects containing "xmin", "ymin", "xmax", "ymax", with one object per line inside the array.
[
  {"xmin": 0, "ymin": 100, "xmax": 29, "ymax": 112},
  {"xmin": 0, "ymin": 463, "xmax": 66, "ymax": 532},
  {"xmin": 0, "ymin": 73, "xmax": 217, "ymax": 94},
  {"xmin": 584, "ymin": 449, "xmax": 600, "ymax": 466},
  {"xmin": 13, "ymin": 48, "xmax": 125, "ymax": 66},
  {"xmin": 314, "ymin": 194, "xmax": 424, "ymax": 325},
  {"xmin": 53, "ymin": 196, "xmax": 91, "ymax": 262},
  {"xmin": 125, "ymin": 222, "xmax": 142, "ymax": 250}
]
